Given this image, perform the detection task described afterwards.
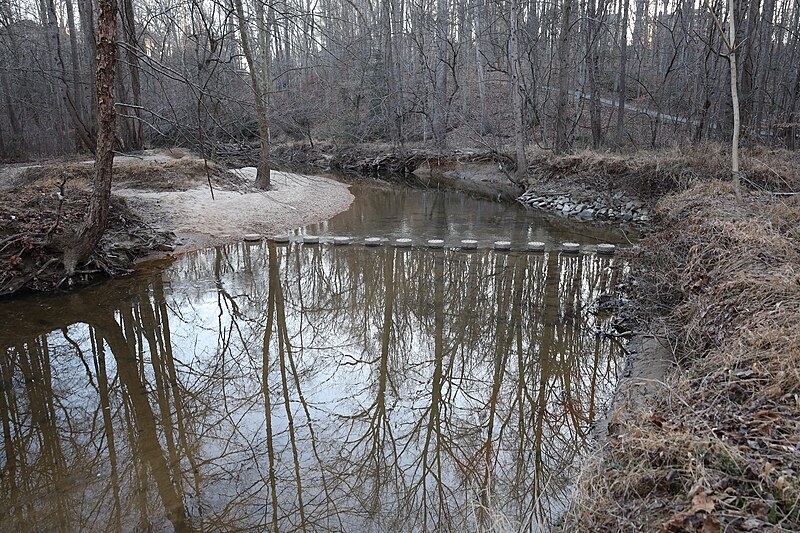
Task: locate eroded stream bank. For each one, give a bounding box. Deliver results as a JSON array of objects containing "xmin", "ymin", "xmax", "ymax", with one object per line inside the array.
[
  {"xmin": 0, "ymin": 184, "xmax": 634, "ymax": 531},
  {"xmin": 560, "ymin": 181, "xmax": 800, "ymax": 532}
]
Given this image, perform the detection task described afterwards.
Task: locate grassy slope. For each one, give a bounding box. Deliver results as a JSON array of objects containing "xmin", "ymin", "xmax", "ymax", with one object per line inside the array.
[{"xmin": 542, "ymin": 147, "xmax": 800, "ymax": 531}]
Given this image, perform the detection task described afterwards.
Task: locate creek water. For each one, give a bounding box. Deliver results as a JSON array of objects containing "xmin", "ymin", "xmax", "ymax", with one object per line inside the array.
[{"xmin": 0, "ymin": 183, "xmax": 629, "ymax": 532}]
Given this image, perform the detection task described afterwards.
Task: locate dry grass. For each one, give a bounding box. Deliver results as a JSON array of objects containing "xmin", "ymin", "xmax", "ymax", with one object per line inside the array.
[
  {"xmin": 13, "ymin": 157, "xmax": 229, "ymax": 191},
  {"xmin": 560, "ymin": 180, "xmax": 800, "ymax": 532},
  {"xmin": 525, "ymin": 144, "xmax": 800, "ymax": 198}
]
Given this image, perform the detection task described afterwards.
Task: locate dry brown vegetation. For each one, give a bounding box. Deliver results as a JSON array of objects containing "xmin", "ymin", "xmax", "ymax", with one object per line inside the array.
[
  {"xmin": 526, "ymin": 144, "xmax": 800, "ymax": 198},
  {"xmin": 0, "ymin": 185, "xmax": 171, "ymax": 296},
  {"xmin": 10, "ymin": 156, "xmax": 231, "ymax": 191},
  {"xmin": 561, "ymin": 178, "xmax": 800, "ymax": 531},
  {"xmin": 0, "ymin": 156, "xmax": 226, "ymax": 296}
]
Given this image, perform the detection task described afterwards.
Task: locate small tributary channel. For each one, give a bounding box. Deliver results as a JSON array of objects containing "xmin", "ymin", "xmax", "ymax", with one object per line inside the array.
[{"xmin": 0, "ymin": 182, "xmax": 631, "ymax": 532}]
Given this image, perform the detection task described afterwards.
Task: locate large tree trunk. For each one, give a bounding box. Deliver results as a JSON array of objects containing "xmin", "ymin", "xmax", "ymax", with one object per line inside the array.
[
  {"xmin": 61, "ymin": 0, "xmax": 117, "ymax": 274},
  {"xmin": 432, "ymin": 0, "xmax": 448, "ymax": 150},
  {"xmin": 234, "ymin": 0, "xmax": 271, "ymax": 189},
  {"xmin": 382, "ymin": 0, "xmax": 402, "ymax": 145},
  {"xmin": 121, "ymin": 0, "xmax": 143, "ymax": 150},
  {"xmin": 554, "ymin": 0, "xmax": 573, "ymax": 153},
  {"xmin": 77, "ymin": 0, "xmax": 98, "ymax": 136},
  {"xmin": 616, "ymin": 0, "xmax": 630, "ymax": 142},
  {"xmin": 586, "ymin": 0, "xmax": 603, "ymax": 147},
  {"xmin": 510, "ymin": 0, "xmax": 527, "ymax": 179},
  {"xmin": 728, "ymin": 0, "xmax": 741, "ymax": 198},
  {"xmin": 64, "ymin": 0, "xmax": 85, "ymax": 127},
  {"xmin": 475, "ymin": 0, "xmax": 487, "ymax": 135}
]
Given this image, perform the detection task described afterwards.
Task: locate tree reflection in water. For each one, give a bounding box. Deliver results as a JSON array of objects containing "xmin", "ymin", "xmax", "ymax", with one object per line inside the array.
[{"xmin": 0, "ymin": 242, "xmax": 623, "ymax": 532}]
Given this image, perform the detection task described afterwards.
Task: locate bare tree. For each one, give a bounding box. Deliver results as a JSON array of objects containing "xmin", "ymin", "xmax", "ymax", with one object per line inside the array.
[
  {"xmin": 58, "ymin": 0, "xmax": 118, "ymax": 274},
  {"xmin": 705, "ymin": 0, "xmax": 741, "ymax": 197},
  {"xmin": 432, "ymin": 0, "xmax": 448, "ymax": 150},
  {"xmin": 616, "ymin": 0, "xmax": 630, "ymax": 143},
  {"xmin": 0, "ymin": 0, "xmax": 799, "ymax": 161},
  {"xmin": 554, "ymin": 0, "xmax": 574, "ymax": 153},
  {"xmin": 233, "ymin": 0, "xmax": 271, "ymax": 188},
  {"xmin": 510, "ymin": 0, "xmax": 527, "ymax": 178}
]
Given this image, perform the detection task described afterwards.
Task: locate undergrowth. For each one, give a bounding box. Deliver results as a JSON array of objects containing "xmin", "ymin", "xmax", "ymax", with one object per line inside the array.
[
  {"xmin": 13, "ymin": 157, "xmax": 228, "ymax": 191},
  {"xmin": 561, "ymin": 179, "xmax": 800, "ymax": 532},
  {"xmin": 525, "ymin": 144, "xmax": 799, "ymax": 198}
]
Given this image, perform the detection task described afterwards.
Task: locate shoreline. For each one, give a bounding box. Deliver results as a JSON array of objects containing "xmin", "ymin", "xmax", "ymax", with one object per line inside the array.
[
  {"xmin": 119, "ymin": 167, "xmax": 355, "ymax": 259},
  {"xmin": 0, "ymin": 155, "xmax": 354, "ymax": 296},
  {"xmin": 560, "ymin": 181, "xmax": 800, "ymax": 531}
]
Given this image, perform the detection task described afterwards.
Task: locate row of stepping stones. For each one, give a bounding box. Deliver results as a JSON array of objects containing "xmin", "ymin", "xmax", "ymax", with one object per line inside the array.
[{"xmin": 243, "ymin": 234, "xmax": 617, "ymax": 254}]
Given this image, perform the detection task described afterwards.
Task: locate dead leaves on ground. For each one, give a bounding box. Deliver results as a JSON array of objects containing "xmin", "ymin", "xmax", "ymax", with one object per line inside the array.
[{"xmin": 660, "ymin": 491, "xmax": 720, "ymax": 532}]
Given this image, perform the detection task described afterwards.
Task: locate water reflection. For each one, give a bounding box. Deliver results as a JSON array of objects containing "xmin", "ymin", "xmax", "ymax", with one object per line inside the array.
[
  {"xmin": 0, "ymin": 242, "xmax": 623, "ymax": 532},
  {"xmin": 301, "ymin": 184, "xmax": 631, "ymax": 245}
]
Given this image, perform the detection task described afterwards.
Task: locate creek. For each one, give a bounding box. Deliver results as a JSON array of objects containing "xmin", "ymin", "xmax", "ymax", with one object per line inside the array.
[{"xmin": 0, "ymin": 182, "xmax": 630, "ymax": 532}]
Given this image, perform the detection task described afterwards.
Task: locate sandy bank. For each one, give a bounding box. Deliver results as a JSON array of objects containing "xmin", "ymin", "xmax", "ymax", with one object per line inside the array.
[
  {"xmin": 116, "ymin": 167, "xmax": 354, "ymax": 252},
  {"xmin": 0, "ymin": 152, "xmax": 354, "ymax": 295}
]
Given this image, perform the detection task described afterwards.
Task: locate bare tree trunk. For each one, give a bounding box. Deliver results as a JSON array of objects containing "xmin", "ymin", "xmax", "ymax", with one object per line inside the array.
[
  {"xmin": 121, "ymin": 0, "xmax": 143, "ymax": 149},
  {"xmin": 1, "ymin": 69, "xmax": 22, "ymax": 142},
  {"xmin": 61, "ymin": 0, "xmax": 117, "ymax": 274},
  {"xmin": 632, "ymin": 0, "xmax": 646, "ymax": 99},
  {"xmin": 115, "ymin": 64, "xmax": 134, "ymax": 150},
  {"xmin": 784, "ymin": 8, "xmax": 800, "ymax": 149},
  {"xmin": 38, "ymin": 0, "xmax": 64, "ymax": 136},
  {"xmin": 616, "ymin": 0, "xmax": 630, "ymax": 142},
  {"xmin": 475, "ymin": 0, "xmax": 487, "ymax": 135},
  {"xmin": 432, "ymin": 0, "xmax": 448, "ymax": 150},
  {"xmin": 510, "ymin": 0, "xmax": 527, "ymax": 178},
  {"xmin": 753, "ymin": 0, "xmax": 776, "ymax": 138},
  {"xmin": 728, "ymin": 0, "xmax": 741, "ymax": 198},
  {"xmin": 382, "ymin": 0, "xmax": 402, "ymax": 144},
  {"xmin": 77, "ymin": 0, "xmax": 98, "ymax": 136},
  {"xmin": 738, "ymin": 0, "xmax": 760, "ymax": 136},
  {"xmin": 586, "ymin": 0, "xmax": 603, "ymax": 147},
  {"xmin": 554, "ymin": 0, "xmax": 573, "ymax": 153},
  {"xmin": 44, "ymin": 0, "xmax": 94, "ymax": 152},
  {"xmin": 64, "ymin": 0, "xmax": 85, "ymax": 125},
  {"xmin": 234, "ymin": 0, "xmax": 271, "ymax": 189}
]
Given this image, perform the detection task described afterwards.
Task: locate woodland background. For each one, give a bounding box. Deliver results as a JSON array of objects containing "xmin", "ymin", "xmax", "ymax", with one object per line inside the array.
[{"xmin": 1, "ymin": 0, "xmax": 799, "ymax": 161}]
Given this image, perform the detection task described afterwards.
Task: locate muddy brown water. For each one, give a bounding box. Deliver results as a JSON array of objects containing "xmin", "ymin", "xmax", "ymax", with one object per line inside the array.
[{"xmin": 0, "ymin": 184, "xmax": 629, "ymax": 532}]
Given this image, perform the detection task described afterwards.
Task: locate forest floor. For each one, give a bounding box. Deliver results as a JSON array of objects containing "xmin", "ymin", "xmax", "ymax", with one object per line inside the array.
[
  {"xmin": 0, "ymin": 149, "xmax": 352, "ymax": 296},
  {"xmin": 549, "ymin": 149, "xmax": 800, "ymax": 532}
]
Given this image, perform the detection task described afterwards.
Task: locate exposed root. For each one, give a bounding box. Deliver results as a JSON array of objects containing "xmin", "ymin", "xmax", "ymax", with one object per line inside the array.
[{"xmin": 0, "ymin": 183, "xmax": 172, "ymax": 297}]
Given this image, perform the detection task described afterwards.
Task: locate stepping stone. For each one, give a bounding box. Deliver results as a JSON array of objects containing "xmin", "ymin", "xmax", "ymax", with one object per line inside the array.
[
  {"xmin": 493, "ymin": 240, "xmax": 512, "ymax": 251},
  {"xmin": 302, "ymin": 235, "xmax": 319, "ymax": 244},
  {"xmin": 273, "ymin": 234, "xmax": 291, "ymax": 243},
  {"xmin": 527, "ymin": 241, "xmax": 546, "ymax": 252},
  {"xmin": 364, "ymin": 237, "xmax": 382, "ymax": 246},
  {"xmin": 597, "ymin": 243, "xmax": 616, "ymax": 254},
  {"xmin": 562, "ymin": 242, "xmax": 581, "ymax": 253},
  {"xmin": 333, "ymin": 236, "xmax": 351, "ymax": 245},
  {"xmin": 394, "ymin": 238, "xmax": 413, "ymax": 247},
  {"xmin": 460, "ymin": 239, "xmax": 478, "ymax": 250},
  {"xmin": 427, "ymin": 239, "xmax": 445, "ymax": 248},
  {"xmin": 243, "ymin": 233, "xmax": 262, "ymax": 242}
]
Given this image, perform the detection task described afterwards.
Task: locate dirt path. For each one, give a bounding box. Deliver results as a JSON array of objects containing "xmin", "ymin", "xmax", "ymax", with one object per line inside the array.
[{"xmin": 116, "ymin": 167, "xmax": 353, "ymax": 252}]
